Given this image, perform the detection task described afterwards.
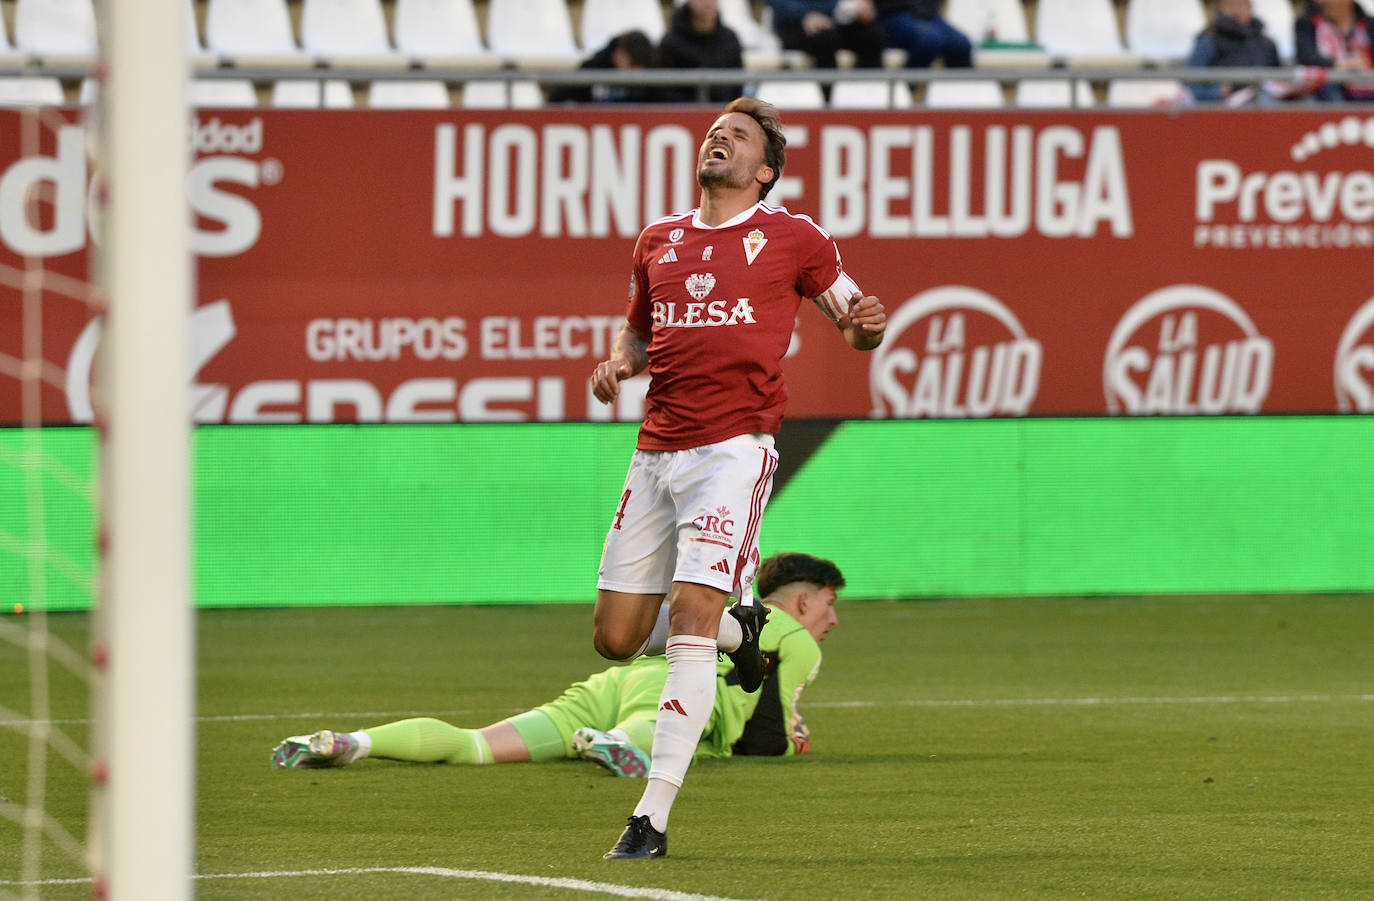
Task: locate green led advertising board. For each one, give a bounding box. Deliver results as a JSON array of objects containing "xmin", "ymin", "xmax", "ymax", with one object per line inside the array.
[{"xmin": 3, "ymin": 418, "xmax": 1372, "ymax": 611}]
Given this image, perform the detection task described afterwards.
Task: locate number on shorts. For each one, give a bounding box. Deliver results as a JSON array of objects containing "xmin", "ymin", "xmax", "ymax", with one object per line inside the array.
[{"xmin": 612, "ymin": 489, "xmax": 632, "ymax": 530}]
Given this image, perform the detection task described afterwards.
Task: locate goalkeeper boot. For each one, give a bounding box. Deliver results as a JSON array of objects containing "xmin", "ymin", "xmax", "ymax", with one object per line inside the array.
[
  {"xmin": 603, "ymin": 815, "xmax": 667, "ymax": 860},
  {"xmin": 270, "ymin": 730, "xmax": 363, "ymax": 769},
  {"xmin": 573, "ymin": 727, "xmax": 649, "ymax": 778},
  {"xmin": 725, "ymin": 601, "xmax": 769, "ymax": 693}
]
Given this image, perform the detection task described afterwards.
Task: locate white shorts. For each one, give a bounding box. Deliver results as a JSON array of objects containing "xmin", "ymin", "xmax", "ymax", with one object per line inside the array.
[{"xmin": 597, "ymin": 433, "xmax": 779, "ymax": 603}]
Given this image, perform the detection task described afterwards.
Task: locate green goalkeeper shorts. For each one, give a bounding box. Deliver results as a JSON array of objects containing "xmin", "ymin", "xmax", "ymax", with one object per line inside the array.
[{"xmin": 535, "ymin": 658, "xmax": 668, "ymax": 757}]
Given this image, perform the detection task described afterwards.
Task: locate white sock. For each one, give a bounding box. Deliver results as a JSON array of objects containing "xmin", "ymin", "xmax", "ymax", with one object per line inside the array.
[
  {"xmin": 642, "ymin": 606, "xmax": 742, "ymax": 656},
  {"xmin": 633, "ymin": 636, "xmax": 717, "ymax": 832},
  {"xmin": 715, "ymin": 608, "xmax": 742, "ymax": 653},
  {"xmin": 348, "ymin": 730, "xmax": 372, "ymax": 761}
]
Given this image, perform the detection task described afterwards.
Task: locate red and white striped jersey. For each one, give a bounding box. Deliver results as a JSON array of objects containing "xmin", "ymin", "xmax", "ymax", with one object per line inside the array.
[{"xmin": 626, "ymin": 202, "xmax": 860, "ymax": 451}]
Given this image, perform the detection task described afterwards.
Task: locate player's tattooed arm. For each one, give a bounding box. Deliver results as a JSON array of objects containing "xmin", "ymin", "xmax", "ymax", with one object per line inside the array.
[
  {"xmin": 590, "ymin": 323, "xmax": 651, "ymax": 404},
  {"xmin": 839, "ymin": 294, "xmax": 886, "ymax": 351}
]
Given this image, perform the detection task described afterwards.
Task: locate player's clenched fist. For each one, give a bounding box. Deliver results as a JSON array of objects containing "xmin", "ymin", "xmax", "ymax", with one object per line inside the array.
[
  {"xmin": 591, "ymin": 358, "xmax": 635, "ymax": 404},
  {"xmin": 848, "ymin": 295, "xmax": 886, "ymax": 334}
]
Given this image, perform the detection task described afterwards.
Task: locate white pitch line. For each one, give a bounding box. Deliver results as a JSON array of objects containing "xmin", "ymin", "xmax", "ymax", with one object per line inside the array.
[
  {"xmin": 0, "ymin": 867, "xmax": 761, "ymax": 901},
  {"xmin": 0, "ymin": 709, "xmax": 491, "ymax": 728},
  {"xmin": 3, "ymin": 695, "xmax": 1372, "ymax": 729}
]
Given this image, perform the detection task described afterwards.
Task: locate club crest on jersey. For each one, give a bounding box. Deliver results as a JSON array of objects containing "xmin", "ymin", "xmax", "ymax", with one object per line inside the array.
[
  {"xmin": 743, "ymin": 229, "xmax": 767, "ymax": 266},
  {"xmin": 685, "ymin": 272, "xmax": 716, "ymax": 301}
]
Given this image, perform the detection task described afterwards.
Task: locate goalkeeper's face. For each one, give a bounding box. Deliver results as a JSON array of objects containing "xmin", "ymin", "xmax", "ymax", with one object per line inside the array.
[{"xmin": 796, "ymin": 586, "xmax": 840, "ymax": 643}]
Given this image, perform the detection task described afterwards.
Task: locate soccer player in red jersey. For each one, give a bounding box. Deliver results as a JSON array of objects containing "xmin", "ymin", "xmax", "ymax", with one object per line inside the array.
[{"xmin": 588, "ymin": 97, "xmax": 885, "ymax": 860}]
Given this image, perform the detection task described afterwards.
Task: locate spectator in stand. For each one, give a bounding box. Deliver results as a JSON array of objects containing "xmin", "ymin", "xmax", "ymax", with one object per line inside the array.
[
  {"xmin": 762, "ymin": 0, "xmax": 886, "ymax": 71},
  {"xmin": 1186, "ymin": 0, "xmax": 1281, "ymax": 103},
  {"xmin": 876, "ymin": 0, "xmax": 973, "ymax": 69},
  {"xmin": 657, "ymin": 0, "xmax": 745, "ymax": 103},
  {"xmin": 549, "ymin": 30, "xmax": 656, "ymax": 104},
  {"xmin": 1296, "ymin": 0, "xmax": 1374, "ymax": 100}
]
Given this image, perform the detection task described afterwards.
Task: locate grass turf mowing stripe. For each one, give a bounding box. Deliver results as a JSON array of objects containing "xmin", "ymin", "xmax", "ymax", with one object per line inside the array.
[
  {"xmin": 3, "ymin": 694, "xmax": 1373, "ymax": 729},
  {"xmin": 0, "ymin": 867, "xmax": 762, "ymax": 901}
]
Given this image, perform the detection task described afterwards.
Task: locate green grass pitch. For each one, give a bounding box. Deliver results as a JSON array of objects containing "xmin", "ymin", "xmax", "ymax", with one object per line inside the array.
[{"xmin": 3, "ymin": 594, "xmax": 1373, "ymax": 899}]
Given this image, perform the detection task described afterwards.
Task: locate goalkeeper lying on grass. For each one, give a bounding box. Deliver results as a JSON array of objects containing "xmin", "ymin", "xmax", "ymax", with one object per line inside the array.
[{"xmin": 271, "ymin": 552, "xmax": 844, "ymax": 776}]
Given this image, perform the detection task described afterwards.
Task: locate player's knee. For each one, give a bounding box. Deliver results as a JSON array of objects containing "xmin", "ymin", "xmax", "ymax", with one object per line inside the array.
[{"xmin": 592, "ymin": 625, "xmax": 644, "ymax": 661}]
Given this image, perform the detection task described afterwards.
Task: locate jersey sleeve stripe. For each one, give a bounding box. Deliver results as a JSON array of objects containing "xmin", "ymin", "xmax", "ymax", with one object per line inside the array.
[
  {"xmin": 813, "ymin": 272, "xmax": 861, "ymax": 321},
  {"xmin": 789, "ymin": 210, "xmax": 835, "ymax": 242}
]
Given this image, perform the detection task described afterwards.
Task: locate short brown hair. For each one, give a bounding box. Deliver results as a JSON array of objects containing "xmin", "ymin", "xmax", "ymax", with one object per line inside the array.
[
  {"xmin": 755, "ymin": 552, "xmax": 845, "ymax": 599},
  {"xmin": 722, "ymin": 96, "xmax": 787, "ymax": 201}
]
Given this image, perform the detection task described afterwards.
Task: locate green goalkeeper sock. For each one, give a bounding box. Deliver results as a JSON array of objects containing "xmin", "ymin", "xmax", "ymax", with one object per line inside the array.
[{"xmin": 364, "ymin": 717, "xmax": 493, "ymax": 764}]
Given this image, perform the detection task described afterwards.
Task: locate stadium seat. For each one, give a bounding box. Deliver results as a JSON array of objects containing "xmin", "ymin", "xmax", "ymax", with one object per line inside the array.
[
  {"xmin": 925, "ymin": 79, "xmax": 1005, "ymax": 108},
  {"xmin": 1125, "ymin": 0, "xmax": 1206, "ymax": 60},
  {"xmin": 301, "ymin": 0, "xmax": 406, "ymax": 68},
  {"xmin": 367, "ymin": 79, "xmax": 451, "ymax": 107},
  {"xmin": 188, "ymin": 79, "xmax": 259, "ymax": 108},
  {"xmin": 271, "ymin": 79, "xmax": 355, "ymax": 107},
  {"xmin": 0, "ymin": 76, "xmax": 65, "ymax": 106},
  {"xmin": 1035, "ymin": 0, "xmax": 1137, "ymax": 64},
  {"xmin": 393, "ymin": 0, "xmax": 502, "ymax": 68},
  {"xmin": 1250, "ymin": 0, "xmax": 1296, "ymax": 61},
  {"xmin": 459, "ymin": 79, "xmax": 544, "ymax": 108},
  {"xmin": 205, "ymin": 0, "xmax": 312, "ymax": 67},
  {"xmin": 1014, "ymin": 78, "xmax": 1096, "ymax": 107},
  {"xmin": 944, "ymin": 0, "xmax": 1052, "ymax": 68},
  {"xmin": 486, "ymin": 0, "xmax": 582, "ymax": 67},
  {"xmin": 729, "ymin": 0, "xmax": 784, "ymax": 65},
  {"xmin": 830, "ymin": 79, "xmax": 915, "ymax": 108},
  {"xmin": 0, "ymin": 10, "xmax": 24, "ymax": 68},
  {"xmin": 752, "ymin": 79, "xmax": 826, "ymax": 109},
  {"xmin": 581, "ymin": 0, "xmax": 667, "ymax": 52},
  {"xmin": 14, "ymin": 0, "xmax": 98, "ymax": 64},
  {"xmin": 1105, "ymin": 78, "xmax": 1186, "ymax": 107},
  {"xmin": 944, "ymin": 0, "xmax": 1032, "ymax": 45},
  {"xmin": 185, "ymin": 0, "xmax": 218, "ymax": 69}
]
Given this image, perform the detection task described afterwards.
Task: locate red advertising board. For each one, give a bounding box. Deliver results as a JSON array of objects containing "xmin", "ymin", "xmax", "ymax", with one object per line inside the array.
[{"xmin": 2, "ymin": 106, "xmax": 1373, "ymax": 424}]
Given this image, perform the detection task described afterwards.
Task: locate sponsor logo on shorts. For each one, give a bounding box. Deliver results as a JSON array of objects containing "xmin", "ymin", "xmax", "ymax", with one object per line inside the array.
[
  {"xmin": 691, "ymin": 507, "xmax": 735, "ymax": 548},
  {"xmin": 710, "ymin": 559, "xmax": 732, "ymax": 574}
]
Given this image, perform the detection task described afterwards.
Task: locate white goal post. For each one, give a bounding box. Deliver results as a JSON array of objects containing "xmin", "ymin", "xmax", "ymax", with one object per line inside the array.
[{"xmin": 91, "ymin": 0, "xmax": 193, "ymax": 898}]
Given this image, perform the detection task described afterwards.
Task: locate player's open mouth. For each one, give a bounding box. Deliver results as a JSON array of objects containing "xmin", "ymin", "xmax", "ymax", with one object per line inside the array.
[{"xmin": 708, "ymin": 146, "xmax": 729, "ymax": 160}]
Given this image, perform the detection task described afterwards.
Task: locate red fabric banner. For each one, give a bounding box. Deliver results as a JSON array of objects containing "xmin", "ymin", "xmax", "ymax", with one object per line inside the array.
[{"xmin": 3, "ymin": 107, "xmax": 1372, "ymax": 424}]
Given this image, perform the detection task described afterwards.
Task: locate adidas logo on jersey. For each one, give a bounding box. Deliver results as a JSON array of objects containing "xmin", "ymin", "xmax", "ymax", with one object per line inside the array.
[
  {"xmin": 658, "ymin": 248, "xmax": 678, "ymax": 264},
  {"xmin": 659, "ymin": 699, "xmax": 687, "ymax": 716},
  {"xmin": 710, "ymin": 559, "xmax": 731, "ymax": 574}
]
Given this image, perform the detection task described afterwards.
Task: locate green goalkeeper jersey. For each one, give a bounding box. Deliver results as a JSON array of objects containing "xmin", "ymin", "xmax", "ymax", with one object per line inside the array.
[
  {"xmin": 697, "ymin": 605, "xmax": 822, "ymax": 759},
  {"xmin": 533, "ymin": 604, "xmax": 823, "ymax": 761}
]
